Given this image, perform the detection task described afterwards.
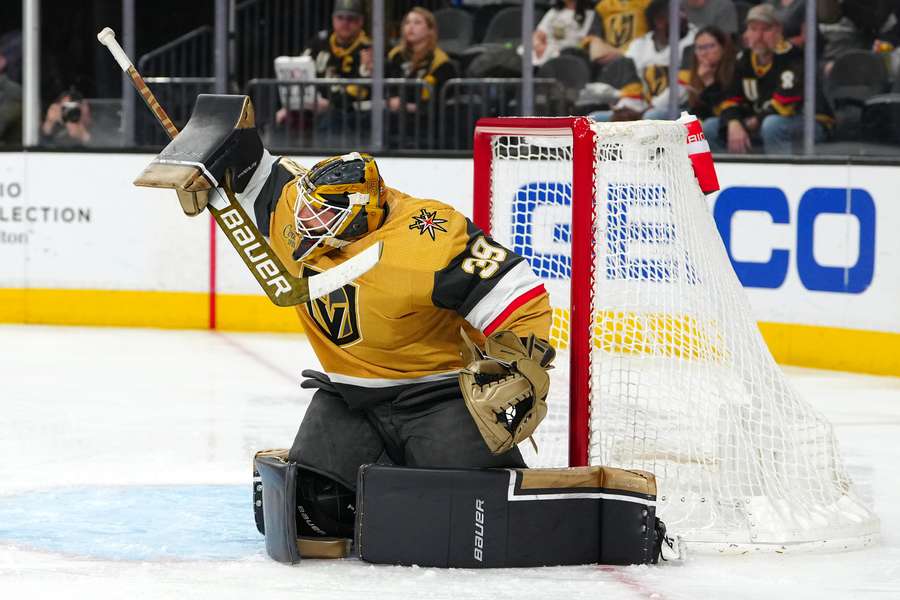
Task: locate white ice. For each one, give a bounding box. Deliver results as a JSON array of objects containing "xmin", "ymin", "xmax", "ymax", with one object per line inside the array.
[{"xmin": 1, "ymin": 324, "xmax": 898, "ymax": 600}]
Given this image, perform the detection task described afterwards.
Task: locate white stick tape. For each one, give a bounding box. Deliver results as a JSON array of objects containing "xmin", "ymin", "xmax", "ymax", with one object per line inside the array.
[{"xmin": 97, "ymin": 27, "xmax": 134, "ymax": 72}]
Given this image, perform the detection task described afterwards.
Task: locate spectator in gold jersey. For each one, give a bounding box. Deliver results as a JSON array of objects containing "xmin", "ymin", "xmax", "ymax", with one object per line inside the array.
[{"xmin": 587, "ymin": 0, "xmax": 651, "ymax": 69}]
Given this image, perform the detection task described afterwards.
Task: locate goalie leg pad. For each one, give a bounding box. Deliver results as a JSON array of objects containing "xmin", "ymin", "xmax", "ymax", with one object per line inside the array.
[
  {"xmin": 355, "ymin": 464, "xmax": 662, "ymax": 567},
  {"xmin": 255, "ymin": 452, "xmax": 302, "ymax": 564},
  {"xmin": 254, "ymin": 450, "xmax": 353, "ymax": 564}
]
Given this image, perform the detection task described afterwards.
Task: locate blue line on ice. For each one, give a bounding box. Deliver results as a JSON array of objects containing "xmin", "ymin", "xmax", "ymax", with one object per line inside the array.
[{"xmin": 0, "ymin": 485, "xmax": 265, "ymax": 561}]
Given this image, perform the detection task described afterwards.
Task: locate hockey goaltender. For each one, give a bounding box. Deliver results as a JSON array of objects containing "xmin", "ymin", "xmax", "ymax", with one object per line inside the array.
[{"xmin": 134, "ymin": 94, "xmax": 675, "ymax": 567}]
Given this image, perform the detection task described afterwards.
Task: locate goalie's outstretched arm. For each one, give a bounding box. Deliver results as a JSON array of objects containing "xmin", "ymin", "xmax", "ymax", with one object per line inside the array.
[{"xmin": 97, "ymin": 28, "xmax": 380, "ymax": 306}]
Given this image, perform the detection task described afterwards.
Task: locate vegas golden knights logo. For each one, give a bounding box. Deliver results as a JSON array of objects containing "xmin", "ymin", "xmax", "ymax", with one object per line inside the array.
[
  {"xmin": 301, "ymin": 265, "xmax": 361, "ymax": 346},
  {"xmin": 609, "ymin": 14, "xmax": 635, "ymax": 48},
  {"xmin": 644, "ymin": 66, "xmax": 668, "ymax": 98}
]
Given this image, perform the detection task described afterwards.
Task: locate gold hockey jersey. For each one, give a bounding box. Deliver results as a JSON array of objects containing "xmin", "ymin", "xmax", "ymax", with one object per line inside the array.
[
  {"xmin": 241, "ymin": 154, "xmax": 551, "ymax": 387},
  {"xmin": 595, "ymin": 0, "xmax": 651, "ymax": 50}
]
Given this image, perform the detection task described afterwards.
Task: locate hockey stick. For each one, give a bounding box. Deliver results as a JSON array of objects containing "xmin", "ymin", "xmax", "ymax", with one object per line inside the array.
[{"xmin": 97, "ymin": 27, "xmax": 381, "ymax": 306}]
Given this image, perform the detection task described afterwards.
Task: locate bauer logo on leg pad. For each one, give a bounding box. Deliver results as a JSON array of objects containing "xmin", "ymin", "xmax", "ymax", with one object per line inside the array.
[{"xmin": 474, "ymin": 498, "xmax": 485, "ymax": 562}]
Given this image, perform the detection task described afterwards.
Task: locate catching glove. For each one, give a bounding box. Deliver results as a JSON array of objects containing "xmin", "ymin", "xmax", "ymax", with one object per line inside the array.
[{"xmin": 458, "ymin": 328, "xmax": 555, "ymax": 455}]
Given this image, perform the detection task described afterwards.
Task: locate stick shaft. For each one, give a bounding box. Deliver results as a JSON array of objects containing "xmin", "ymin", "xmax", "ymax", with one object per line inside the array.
[
  {"xmin": 99, "ymin": 29, "xmax": 307, "ymax": 304},
  {"xmin": 124, "ymin": 66, "xmax": 180, "ymax": 140},
  {"xmin": 98, "ymin": 28, "xmax": 180, "ymax": 140}
]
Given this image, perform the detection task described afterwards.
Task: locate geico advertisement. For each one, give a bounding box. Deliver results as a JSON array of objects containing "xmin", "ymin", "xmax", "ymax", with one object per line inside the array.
[
  {"xmin": 712, "ymin": 163, "xmax": 897, "ymax": 332},
  {"xmin": 0, "ymin": 152, "xmax": 208, "ymax": 291},
  {"xmin": 482, "ymin": 160, "xmax": 898, "ymax": 333}
]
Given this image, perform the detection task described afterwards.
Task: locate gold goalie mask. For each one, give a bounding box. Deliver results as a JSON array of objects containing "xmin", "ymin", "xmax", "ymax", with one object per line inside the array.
[
  {"xmin": 291, "ymin": 153, "xmax": 387, "ymax": 262},
  {"xmin": 458, "ymin": 329, "xmax": 556, "ymax": 455}
]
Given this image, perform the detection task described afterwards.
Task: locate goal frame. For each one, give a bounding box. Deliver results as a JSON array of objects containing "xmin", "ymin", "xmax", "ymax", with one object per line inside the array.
[
  {"xmin": 473, "ymin": 116, "xmax": 596, "ymax": 468},
  {"xmin": 472, "ymin": 116, "xmax": 880, "ymax": 553}
]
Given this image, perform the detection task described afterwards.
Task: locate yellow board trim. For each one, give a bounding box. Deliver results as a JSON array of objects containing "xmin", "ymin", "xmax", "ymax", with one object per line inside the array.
[
  {"xmin": 758, "ymin": 321, "xmax": 900, "ymax": 376},
  {"xmin": 0, "ymin": 288, "xmax": 208, "ymax": 329},
  {"xmin": 548, "ymin": 307, "xmax": 900, "ymax": 376},
  {"xmin": 215, "ymin": 292, "xmax": 303, "ymax": 333},
  {"xmin": 2, "ymin": 289, "xmax": 899, "ymax": 376}
]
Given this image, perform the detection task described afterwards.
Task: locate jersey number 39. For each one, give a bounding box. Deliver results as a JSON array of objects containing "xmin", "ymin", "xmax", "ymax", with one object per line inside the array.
[{"xmin": 462, "ymin": 237, "xmax": 507, "ymax": 279}]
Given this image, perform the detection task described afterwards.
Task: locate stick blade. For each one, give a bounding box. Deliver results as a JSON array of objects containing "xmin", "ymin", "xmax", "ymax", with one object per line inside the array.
[{"xmin": 307, "ymin": 241, "xmax": 383, "ymax": 300}]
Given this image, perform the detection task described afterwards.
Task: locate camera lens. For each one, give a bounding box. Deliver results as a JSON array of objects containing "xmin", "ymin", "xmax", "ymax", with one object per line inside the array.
[{"xmin": 61, "ymin": 102, "xmax": 82, "ymax": 124}]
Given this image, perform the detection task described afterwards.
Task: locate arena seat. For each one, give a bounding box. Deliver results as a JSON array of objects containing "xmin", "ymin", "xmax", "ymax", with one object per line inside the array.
[{"xmin": 434, "ymin": 7, "xmax": 474, "ymax": 58}]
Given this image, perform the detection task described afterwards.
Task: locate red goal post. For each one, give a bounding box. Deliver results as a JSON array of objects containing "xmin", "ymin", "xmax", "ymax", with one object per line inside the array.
[{"xmin": 474, "ymin": 117, "xmax": 595, "ymax": 468}]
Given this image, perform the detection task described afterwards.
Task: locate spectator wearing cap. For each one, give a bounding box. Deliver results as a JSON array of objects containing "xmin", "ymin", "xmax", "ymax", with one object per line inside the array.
[
  {"xmin": 276, "ymin": 0, "xmax": 373, "ymax": 144},
  {"xmin": 716, "ymin": 4, "xmax": 830, "ymax": 154},
  {"xmin": 683, "ymin": 0, "xmax": 738, "ymax": 36}
]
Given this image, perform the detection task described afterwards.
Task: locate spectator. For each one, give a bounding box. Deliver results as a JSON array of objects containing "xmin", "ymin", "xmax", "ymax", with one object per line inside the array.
[
  {"xmin": 588, "ymin": 0, "xmax": 651, "ymax": 68},
  {"xmin": 275, "ymin": 0, "xmax": 373, "ymax": 144},
  {"xmin": 40, "ymin": 89, "xmax": 92, "ymax": 148},
  {"xmin": 590, "ymin": 0, "xmax": 696, "ymax": 121},
  {"xmin": 719, "ymin": 4, "xmax": 829, "ymax": 154},
  {"xmin": 683, "ymin": 26, "xmax": 737, "ymax": 145},
  {"xmin": 0, "ymin": 52, "xmax": 21, "ymax": 145},
  {"xmin": 385, "ymin": 7, "xmax": 458, "ymax": 146},
  {"xmin": 682, "ymin": 0, "xmax": 739, "ymax": 36},
  {"xmin": 530, "ymin": 0, "xmax": 600, "ymax": 67}
]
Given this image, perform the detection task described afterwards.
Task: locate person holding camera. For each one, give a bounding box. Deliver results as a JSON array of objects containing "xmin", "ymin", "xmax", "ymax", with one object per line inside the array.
[{"xmin": 41, "ymin": 89, "xmax": 92, "ymax": 147}]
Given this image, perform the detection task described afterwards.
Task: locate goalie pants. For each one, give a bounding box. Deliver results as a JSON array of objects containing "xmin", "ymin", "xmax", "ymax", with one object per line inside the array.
[{"xmin": 289, "ymin": 375, "xmax": 526, "ymax": 490}]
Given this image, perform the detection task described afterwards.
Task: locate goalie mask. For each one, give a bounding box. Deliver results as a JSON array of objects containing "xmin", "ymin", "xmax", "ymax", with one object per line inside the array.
[{"xmin": 292, "ymin": 152, "xmax": 386, "ymax": 262}]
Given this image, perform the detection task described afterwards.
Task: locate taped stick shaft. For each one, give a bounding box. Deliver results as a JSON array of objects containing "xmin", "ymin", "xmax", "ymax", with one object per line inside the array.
[
  {"xmin": 126, "ymin": 67, "xmax": 180, "ymax": 139},
  {"xmin": 98, "ymin": 27, "xmax": 179, "ymax": 139}
]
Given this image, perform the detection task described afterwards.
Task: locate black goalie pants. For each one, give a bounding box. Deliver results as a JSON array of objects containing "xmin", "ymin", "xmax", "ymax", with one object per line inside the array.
[{"xmin": 288, "ymin": 375, "xmax": 526, "ymax": 490}]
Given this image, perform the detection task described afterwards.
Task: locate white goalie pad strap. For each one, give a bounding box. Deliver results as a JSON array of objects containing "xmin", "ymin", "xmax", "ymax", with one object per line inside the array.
[
  {"xmin": 464, "ymin": 260, "xmax": 545, "ymax": 333},
  {"xmin": 326, "ymin": 369, "xmax": 458, "ymax": 388},
  {"xmin": 155, "ymin": 158, "xmax": 220, "ymax": 187}
]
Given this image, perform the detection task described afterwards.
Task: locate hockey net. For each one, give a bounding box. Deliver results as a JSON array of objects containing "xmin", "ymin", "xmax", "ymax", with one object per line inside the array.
[{"xmin": 472, "ymin": 117, "xmax": 879, "ymax": 552}]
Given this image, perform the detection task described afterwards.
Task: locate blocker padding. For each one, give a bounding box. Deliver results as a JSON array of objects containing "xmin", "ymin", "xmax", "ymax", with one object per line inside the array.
[{"xmin": 355, "ymin": 464, "xmax": 659, "ymax": 568}]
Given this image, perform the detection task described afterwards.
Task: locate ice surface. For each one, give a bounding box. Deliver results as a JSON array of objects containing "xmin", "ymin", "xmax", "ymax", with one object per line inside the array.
[{"xmin": 1, "ymin": 324, "xmax": 898, "ymax": 600}]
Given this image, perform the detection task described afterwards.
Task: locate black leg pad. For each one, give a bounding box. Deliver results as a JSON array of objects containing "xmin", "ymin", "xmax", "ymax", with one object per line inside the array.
[
  {"xmin": 355, "ymin": 464, "xmax": 661, "ymax": 568},
  {"xmin": 255, "ymin": 455, "xmax": 302, "ymax": 564}
]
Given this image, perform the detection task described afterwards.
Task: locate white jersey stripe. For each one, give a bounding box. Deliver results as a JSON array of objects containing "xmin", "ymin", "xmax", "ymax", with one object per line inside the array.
[{"xmin": 464, "ymin": 261, "xmax": 544, "ymax": 332}]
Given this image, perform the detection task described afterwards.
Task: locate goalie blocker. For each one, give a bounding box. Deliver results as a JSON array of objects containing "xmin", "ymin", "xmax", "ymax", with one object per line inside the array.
[{"xmin": 253, "ymin": 451, "xmax": 668, "ymax": 567}]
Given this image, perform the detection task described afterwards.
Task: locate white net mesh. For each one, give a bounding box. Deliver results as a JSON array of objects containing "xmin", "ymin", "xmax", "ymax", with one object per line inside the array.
[
  {"xmin": 488, "ymin": 134, "xmax": 575, "ymax": 470},
  {"xmin": 483, "ymin": 119, "xmax": 879, "ymax": 551}
]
